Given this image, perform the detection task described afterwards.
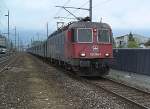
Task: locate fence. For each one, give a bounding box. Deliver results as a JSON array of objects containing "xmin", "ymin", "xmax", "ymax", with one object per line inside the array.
[{"xmin": 111, "ymin": 49, "xmax": 150, "ymax": 76}]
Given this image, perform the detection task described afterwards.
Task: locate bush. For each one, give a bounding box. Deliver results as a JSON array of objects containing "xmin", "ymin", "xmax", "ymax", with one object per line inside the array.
[{"xmin": 128, "ymin": 41, "xmax": 139, "ymax": 48}]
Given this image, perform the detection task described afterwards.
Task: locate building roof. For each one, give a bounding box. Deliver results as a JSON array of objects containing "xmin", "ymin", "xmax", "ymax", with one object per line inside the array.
[{"xmin": 115, "ymin": 34, "xmax": 129, "ymax": 39}]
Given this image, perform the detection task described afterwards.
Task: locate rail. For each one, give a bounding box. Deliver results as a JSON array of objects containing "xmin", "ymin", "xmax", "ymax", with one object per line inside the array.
[
  {"xmin": 0, "ymin": 53, "xmax": 11, "ymax": 64},
  {"xmin": 0, "ymin": 52, "xmax": 16, "ymax": 72},
  {"xmin": 88, "ymin": 77, "xmax": 150, "ymax": 109}
]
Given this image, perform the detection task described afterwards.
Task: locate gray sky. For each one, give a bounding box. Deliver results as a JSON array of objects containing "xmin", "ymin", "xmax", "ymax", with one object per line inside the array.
[{"xmin": 0, "ymin": 0, "xmax": 150, "ymax": 44}]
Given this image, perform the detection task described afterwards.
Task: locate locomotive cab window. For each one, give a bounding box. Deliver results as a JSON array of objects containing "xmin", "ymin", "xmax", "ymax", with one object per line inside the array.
[
  {"xmin": 98, "ymin": 29, "xmax": 110, "ymax": 43},
  {"xmin": 77, "ymin": 28, "xmax": 92, "ymax": 43}
]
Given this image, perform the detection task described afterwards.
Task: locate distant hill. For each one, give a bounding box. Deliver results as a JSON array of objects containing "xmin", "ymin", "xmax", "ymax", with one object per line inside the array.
[{"xmin": 113, "ymin": 29, "xmax": 150, "ymax": 38}]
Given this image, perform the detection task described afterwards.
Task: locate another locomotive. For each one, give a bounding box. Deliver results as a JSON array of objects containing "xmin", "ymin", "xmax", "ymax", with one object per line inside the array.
[{"xmin": 27, "ymin": 21, "xmax": 113, "ymax": 76}]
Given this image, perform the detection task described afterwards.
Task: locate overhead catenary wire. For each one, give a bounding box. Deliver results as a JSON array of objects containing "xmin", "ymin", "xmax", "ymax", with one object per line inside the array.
[
  {"xmin": 65, "ymin": 0, "xmax": 89, "ymax": 18},
  {"xmin": 54, "ymin": 0, "xmax": 72, "ymax": 17},
  {"xmin": 65, "ymin": 0, "xmax": 113, "ymax": 20},
  {"xmin": 53, "ymin": 0, "xmax": 89, "ymax": 23},
  {"xmin": 50, "ymin": 0, "xmax": 113, "ymax": 34},
  {"xmin": 49, "ymin": 0, "xmax": 72, "ymax": 33},
  {"xmin": 52, "ymin": 0, "xmax": 90, "ymax": 32}
]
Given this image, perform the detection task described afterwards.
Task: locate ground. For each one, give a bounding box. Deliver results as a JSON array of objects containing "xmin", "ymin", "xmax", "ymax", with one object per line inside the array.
[{"xmin": 0, "ymin": 53, "xmax": 146, "ymax": 109}]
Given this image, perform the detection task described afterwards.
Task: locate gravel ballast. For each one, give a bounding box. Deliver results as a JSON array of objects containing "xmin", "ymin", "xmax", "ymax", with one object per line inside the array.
[{"xmin": 0, "ymin": 53, "xmax": 145, "ymax": 109}]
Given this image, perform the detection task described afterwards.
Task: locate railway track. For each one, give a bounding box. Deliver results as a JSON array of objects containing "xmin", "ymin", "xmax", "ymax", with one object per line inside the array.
[
  {"xmin": 87, "ymin": 77, "xmax": 150, "ymax": 109},
  {"xmin": 0, "ymin": 54, "xmax": 10, "ymax": 64},
  {"xmin": 53, "ymin": 65, "xmax": 150, "ymax": 108},
  {"xmin": 36, "ymin": 56, "xmax": 150, "ymax": 108},
  {"xmin": 0, "ymin": 53, "xmax": 17, "ymax": 73}
]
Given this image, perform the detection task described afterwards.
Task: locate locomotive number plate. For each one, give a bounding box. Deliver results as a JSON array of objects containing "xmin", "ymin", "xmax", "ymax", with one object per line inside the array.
[{"xmin": 90, "ymin": 53, "xmax": 101, "ymax": 56}]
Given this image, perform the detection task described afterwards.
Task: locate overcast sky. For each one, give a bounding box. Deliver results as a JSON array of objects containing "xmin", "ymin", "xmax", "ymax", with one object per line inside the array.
[{"xmin": 0, "ymin": 0, "xmax": 150, "ymax": 44}]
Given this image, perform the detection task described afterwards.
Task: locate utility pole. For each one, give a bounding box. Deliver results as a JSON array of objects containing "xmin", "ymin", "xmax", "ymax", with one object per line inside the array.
[
  {"xmin": 89, "ymin": 0, "xmax": 92, "ymax": 21},
  {"xmin": 18, "ymin": 33, "xmax": 19, "ymax": 52},
  {"xmin": 37, "ymin": 33, "xmax": 39, "ymax": 41},
  {"xmin": 20, "ymin": 40, "xmax": 23, "ymax": 52},
  {"xmin": 5, "ymin": 10, "xmax": 10, "ymax": 49},
  {"xmin": 32, "ymin": 36, "xmax": 34, "ymax": 44},
  {"xmin": 14, "ymin": 26, "xmax": 16, "ymax": 49},
  {"xmin": 30, "ymin": 38, "xmax": 32, "ymax": 47},
  {"xmin": 8, "ymin": 11, "xmax": 10, "ymax": 42},
  {"xmin": 47, "ymin": 22, "xmax": 49, "ymax": 38}
]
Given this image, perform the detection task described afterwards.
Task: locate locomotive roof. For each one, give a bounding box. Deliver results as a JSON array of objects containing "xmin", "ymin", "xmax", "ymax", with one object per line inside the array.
[
  {"xmin": 48, "ymin": 21, "xmax": 111, "ymax": 39},
  {"xmin": 69, "ymin": 21, "xmax": 111, "ymax": 29}
]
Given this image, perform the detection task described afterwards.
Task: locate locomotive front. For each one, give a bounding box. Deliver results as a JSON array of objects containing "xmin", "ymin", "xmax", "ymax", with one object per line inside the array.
[{"xmin": 65, "ymin": 22, "xmax": 113, "ymax": 76}]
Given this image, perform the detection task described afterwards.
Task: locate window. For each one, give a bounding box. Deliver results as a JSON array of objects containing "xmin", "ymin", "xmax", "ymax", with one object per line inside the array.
[
  {"xmin": 77, "ymin": 28, "xmax": 92, "ymax": 42},
  {"xmin": 98, "ymin": 30, "xmax": 110, "ymax": 43}
]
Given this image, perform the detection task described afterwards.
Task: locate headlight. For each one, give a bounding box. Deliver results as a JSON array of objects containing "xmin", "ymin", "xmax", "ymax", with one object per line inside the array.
[
  {"xmin": 80, "ymin": 53, "xmax": 86, "ymax": 57},
  {"xmin": 105, "ymin": 53, "xmax": 110, "ymax": 57}
]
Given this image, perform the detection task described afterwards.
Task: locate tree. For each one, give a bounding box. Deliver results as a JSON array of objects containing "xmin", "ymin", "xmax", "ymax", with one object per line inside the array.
[
  {"xmin": 128, "ymin": 32, "xmax": 139, "ymax": 48},
  {"xmin": 128, "ymin": 41, "xmax": 139, "ymax": 48},
  {"xmin": 128, "ymin": 32, "xmax": 134, "ymax": 41}
]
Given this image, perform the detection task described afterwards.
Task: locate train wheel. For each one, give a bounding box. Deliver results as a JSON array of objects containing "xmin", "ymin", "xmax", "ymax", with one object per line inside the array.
[{"xmin": 101, "ymin": 65, "xmax": 110, "ymax": 76}]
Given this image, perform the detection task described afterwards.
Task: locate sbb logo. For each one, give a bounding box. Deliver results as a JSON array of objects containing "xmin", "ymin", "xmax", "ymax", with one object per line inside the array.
[{"xmin": 92, "ymin": 45, "xmax": 99, "ymax": 52}]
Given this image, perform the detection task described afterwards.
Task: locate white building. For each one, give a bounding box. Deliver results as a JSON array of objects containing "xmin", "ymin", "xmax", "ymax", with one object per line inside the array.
[
  {"xmin": 115, "ymin": 34, "xmax": 129, "ymax": 48},
  {"xmin": 115, "ymin": 33, "xmax": 150, "ymax": 48}
]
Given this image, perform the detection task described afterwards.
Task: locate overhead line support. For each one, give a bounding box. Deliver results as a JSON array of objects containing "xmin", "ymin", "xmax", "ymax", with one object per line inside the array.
[{"xmin": 56, "ymin": 6, "xmax": 89, "ymax": 11}]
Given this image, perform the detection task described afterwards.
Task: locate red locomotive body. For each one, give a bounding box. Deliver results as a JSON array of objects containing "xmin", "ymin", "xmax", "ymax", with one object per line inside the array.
[
  {"xmin": 28, "ymin": 21, "xmax": 113, "ymax": 76},
  {"xmin": 64, "ymin": 22, "xmax": 113, "ymax": 76},
  {"xmin": 65, "ymin": 29, "xmax": 113, "ymax": 59}
]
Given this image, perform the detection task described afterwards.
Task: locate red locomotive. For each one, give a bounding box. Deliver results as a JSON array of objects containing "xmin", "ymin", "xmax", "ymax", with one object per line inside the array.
[{"xmin": 28, "ymin": 21, "xmax": 113, "ymax": 76}]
